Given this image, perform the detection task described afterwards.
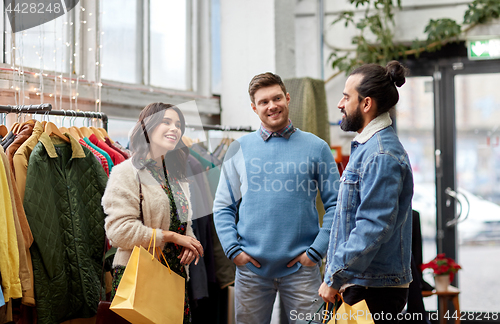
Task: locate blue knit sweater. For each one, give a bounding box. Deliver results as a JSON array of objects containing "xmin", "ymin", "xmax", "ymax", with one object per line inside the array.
[{"xmin": 213, "ymin": 129, "xmax": 340, "ymax": 278}]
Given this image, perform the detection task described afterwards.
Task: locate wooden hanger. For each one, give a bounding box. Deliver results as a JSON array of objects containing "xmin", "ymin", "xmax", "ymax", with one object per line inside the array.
[
  {"xmin": 59, "ymin": 126, "xmax": 70, "ymax": 135},
  {"xmin": 69, "ymin": 126, "xmax": 82, "ymax": 140},
  {"xmin": 0, "ymin": 125, "xmax": 8, "ymax": 137},
  {"xmin": 182, "ymin": 136, "xmax": 193, "ymax": 147},
  {"xmin": 89, "ymin": 126, "xmax": 105, "ymax": 141},
  {"xmin": 79, "ymin": 126, "xmax": 94, "ymax": 139},
  {"xmin": 45, "ymin": 122, "xmax": 70, "ymax": 143},
  {"xmin": 10, "ymin": 122, "xmax": 20, "ymax": 134},
  {"xmin": 98, "ymin": 127, "xmax": 114, "ymax": 144}
]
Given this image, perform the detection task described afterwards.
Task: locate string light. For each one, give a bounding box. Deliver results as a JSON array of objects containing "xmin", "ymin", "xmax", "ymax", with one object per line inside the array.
[{"xmin": 4, "ymin": 3, "xmax": 102, "ymax": 120}]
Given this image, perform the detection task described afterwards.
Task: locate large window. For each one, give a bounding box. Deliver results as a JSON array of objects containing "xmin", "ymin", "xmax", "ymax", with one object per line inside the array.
[
  {"xmin": 101, "ymin": 0, "xmax": 138, "ymax": 84},
  {"xmin": 150, "ymin": 0, "xmax": 187, "ymax": 89},
  {"xmin": 5, "ymin": 9, "xmax": 70, "ymax": 73},
  {"xmin": 2, "ymin": 1, "xmax": 192, "ymax": 91},
  {"xmin": 100, "ymin": 0, "xmax": 188, "ymax": 89}
]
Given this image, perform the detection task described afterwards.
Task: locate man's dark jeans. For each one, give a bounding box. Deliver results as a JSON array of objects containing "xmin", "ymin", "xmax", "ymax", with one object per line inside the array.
[{"xmin": 343, "ymin": 285, "xmax": 409, "ymax": 323}]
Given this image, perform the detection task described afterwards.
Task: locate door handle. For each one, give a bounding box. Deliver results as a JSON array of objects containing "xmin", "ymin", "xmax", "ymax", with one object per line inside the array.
[{"xmin": 444, "ymin": 187, "xmax": 470, "ymax": 227}]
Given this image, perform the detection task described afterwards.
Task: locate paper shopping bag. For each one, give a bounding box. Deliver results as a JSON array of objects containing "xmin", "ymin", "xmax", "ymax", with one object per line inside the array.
[
  {"xmin": 328, "ymin": 298, "xmax": 374, "ymax": 324},
  {"xmin": 110, "ymin": 245, "xmax": 185, "ymax": 324}
]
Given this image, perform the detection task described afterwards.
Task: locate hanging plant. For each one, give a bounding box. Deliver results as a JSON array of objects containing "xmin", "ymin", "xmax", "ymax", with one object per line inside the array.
[{"xmin": 327, "ymin": 0, "xmax": 500, "ymax": 80}]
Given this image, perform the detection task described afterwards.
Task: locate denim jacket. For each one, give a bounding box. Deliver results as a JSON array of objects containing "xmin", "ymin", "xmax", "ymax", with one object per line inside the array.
[{"xmin": 324, "ymin": 113, "xmax": 413, "ymax": 290}]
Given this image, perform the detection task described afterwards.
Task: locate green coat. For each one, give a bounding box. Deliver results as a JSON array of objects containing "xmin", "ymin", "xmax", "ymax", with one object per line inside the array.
[{"xmin": 23, "ymin": 133, "xmax": 108, "ymax": 324}]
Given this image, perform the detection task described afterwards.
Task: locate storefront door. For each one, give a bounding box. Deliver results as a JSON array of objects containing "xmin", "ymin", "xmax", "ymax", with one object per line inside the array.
[{"xmin": 397, "ymin": 58, "xmax": 500, "ymax": 318}]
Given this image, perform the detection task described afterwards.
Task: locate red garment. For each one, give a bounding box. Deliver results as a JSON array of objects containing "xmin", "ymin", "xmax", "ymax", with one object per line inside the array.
[
  {"xmin": 79, "ymin": 138, "xmax": 109, "ymax": 176},
  {"xmin": 88, "ymin": 134, "xmax": 125, "ymax": 166},
  {"xmin": 104, "ymin": 137, "xmax": 129, "ymax": 160}
]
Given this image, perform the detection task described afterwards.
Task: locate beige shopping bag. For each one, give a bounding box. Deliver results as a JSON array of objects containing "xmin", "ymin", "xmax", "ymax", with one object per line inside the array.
[{"xmin": 110, "ymin": 230, "xmax": 185, "ymax": 324}]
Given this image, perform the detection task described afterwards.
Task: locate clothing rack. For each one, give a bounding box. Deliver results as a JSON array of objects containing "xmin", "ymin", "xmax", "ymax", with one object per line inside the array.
[
  {"xmin": 186, "ymin": 124, "xmax": 253, "ymax": 132},
  {"xmin": 0, "ymin": 103, "xmax": 108, "ymax": 130}
]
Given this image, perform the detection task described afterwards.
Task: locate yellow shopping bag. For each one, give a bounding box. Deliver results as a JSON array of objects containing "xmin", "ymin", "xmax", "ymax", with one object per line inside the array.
[
  {"xmin": 110, "ymin": 229, "xmax": 185, "ymax": 324},
  {"xmin": 327, "ymin": 294, "xmax": 375, "ymax": 324}
]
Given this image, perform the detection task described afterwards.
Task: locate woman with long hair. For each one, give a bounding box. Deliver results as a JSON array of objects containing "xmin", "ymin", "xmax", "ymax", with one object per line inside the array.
[{"xmin": 102, "ymin": 102, "xmax": 203, "ymax": 323}]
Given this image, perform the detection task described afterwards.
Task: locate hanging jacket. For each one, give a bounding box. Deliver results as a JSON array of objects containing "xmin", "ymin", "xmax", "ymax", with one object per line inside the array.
[
  {"xmin": 12, "ymin": 121, "xmax": 44, "ymax": 202},
  {"xmin": 6, "ymin": 120, "xmax": 35, "ymax": 174},
  {"xmin": 23, "ymin": 133, "xmax": 108, "ymax": 324},
  {"xmin": 1, "ymin": 148, "xmax": 31, "ymax": 296},
  {"xmin": 0, "ymin": 150, "xmax": 22, "ymax": 303}
]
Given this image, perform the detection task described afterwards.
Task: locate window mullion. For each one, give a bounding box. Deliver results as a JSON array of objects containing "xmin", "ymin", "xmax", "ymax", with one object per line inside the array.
[
  {"xmin": 186, "ymin": 0, "xmax": 193, "ymax": 91},
  {"xmin": 143, "ymin": 0, "xmax": 150, "ymax": 85}
]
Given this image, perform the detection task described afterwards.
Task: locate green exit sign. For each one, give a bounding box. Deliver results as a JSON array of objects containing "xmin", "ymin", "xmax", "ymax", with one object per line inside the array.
[{"xmin": 468, "ymin": 38, "xmax": 500, "ymax": 60}]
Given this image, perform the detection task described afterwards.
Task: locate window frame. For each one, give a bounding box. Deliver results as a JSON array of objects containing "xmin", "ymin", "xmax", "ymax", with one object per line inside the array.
[{"xmin": 0, "ymin": 0, "xmax": 219, "ymax": 119}]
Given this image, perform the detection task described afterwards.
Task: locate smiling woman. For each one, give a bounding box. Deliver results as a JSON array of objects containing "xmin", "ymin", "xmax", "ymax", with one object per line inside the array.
[
  {"xmin": 102, "ymin": 102, "xmax": 203, "ymax": 324},
  {"xmin": 129, "ymin": 102, "xmax": 188, "ymax": 179}
]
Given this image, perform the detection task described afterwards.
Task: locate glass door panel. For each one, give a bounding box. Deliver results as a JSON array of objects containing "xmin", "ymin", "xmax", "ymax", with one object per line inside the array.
[
  {"xmin": 454, "ymin": 73, "xmax": 500, "ymax": 312},
  {"xmin": 396, "ymin": 76, "xmax": 438, "ymax": 311}
]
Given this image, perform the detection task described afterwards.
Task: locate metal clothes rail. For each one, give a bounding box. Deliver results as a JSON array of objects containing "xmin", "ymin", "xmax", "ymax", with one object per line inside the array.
[
  {"xmin": 0, "ymin": 104, "xmax": 254, "ymax": 133},
  {"xmin": 0, "ymin": 104, "xmax": 108, "ymax": 130},
  {"xmin": 185, "ymin": 124, "xmax": 253, "ymax": 132}
]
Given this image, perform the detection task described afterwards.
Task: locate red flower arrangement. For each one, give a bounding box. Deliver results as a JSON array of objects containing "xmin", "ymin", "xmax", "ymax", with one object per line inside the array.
[{"xmin": 421, "ymin": 253, "xmax": 462, "ymax": 281}]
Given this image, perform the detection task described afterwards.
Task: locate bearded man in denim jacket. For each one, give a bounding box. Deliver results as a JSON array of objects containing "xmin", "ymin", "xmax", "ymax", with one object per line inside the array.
[{"xmin": 319, "ymin": 61, "xmax": 414, "ymax": 323}]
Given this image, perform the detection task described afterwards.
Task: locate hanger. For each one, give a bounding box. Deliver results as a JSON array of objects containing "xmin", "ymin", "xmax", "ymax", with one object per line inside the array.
[
  {"xmin": 59, "ymin": 126, "xmax": 70, "ymax": 134},
  {"xmin": 80, "ymin": 126, "xmax": 93, "ymax": 138},
  {"xmin": 182, "ymin": 135, "xmax": 193, "ymax": 147},
  {"xmin": 10, "ymin": 122, "xmax": 20, "ymax": 134},
  {"xmin": 78, "ymin": 112, "xmax": 94, "ymax": 138},
  {"xmin": 0, "ymin": 125, "xmax": 7, "ymax": 137},
  {"xmin": 45, "ymin": 121, "xmax": 70, "ymax": 143},
  {"xmin": 67, "ymin": 110, "xmax": 82, "ymax": 140},
  {"xmin": 89, "ymin": 126, "xmax": 105, "ymax": 141},
  {"xmin": 59, "ymin": 110, "xmax": 69, "ymax": 135},
  {"xmin": 69, "ymin": 127, "xmax": 82, "ymax": 140},
  {"xmin": 98, "ymin": 127, "xmax": 114, "ymax": 144}
]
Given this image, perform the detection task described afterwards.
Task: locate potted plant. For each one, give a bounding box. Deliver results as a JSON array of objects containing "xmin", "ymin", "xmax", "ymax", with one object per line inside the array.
[{"xmin": 421, "ymin": 253, "xmax": 462, "ymax": 292}]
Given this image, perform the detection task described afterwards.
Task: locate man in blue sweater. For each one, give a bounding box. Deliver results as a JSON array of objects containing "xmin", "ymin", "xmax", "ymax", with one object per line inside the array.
[
  {"xmin": 213, "ymin": 72, "xmax": 340, "ymax": 323},
  {"xmin": 319, "ymin": 61, "xmax": 413, "ymax": 323}
]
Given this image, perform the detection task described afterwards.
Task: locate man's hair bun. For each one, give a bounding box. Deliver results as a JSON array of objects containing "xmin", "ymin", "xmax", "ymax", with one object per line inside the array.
[{"xmin": 386, "ymin": 60, "xmax": 407, "ymax": 87}]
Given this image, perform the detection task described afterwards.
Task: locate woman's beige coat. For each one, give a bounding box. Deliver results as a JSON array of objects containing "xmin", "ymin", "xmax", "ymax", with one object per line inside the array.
[{"xmin": 102, "ymin": 159, "xmax": 195, "ymax": 276}]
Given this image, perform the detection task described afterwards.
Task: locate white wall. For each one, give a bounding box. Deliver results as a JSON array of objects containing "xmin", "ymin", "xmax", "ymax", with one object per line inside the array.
[
  {"xmin": 219, "ymin": 0, "xmax": 498, "ymax": 151},
  {"xmin": 295, "ymin": 0, "xmax": 479, "ymax": 151},
  {"xmin": 220, "ymin": 0, "xmax": 296, "ymax": 130}
]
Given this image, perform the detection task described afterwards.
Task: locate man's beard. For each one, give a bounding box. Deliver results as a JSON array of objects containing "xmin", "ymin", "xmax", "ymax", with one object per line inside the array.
[{"xmin": 340, "ymin": 103, "xmax": 364, "ymax": 132}]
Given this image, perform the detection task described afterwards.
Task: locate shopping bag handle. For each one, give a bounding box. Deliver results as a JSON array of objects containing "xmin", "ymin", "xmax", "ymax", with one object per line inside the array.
[
  {"xmin": 318, "ymin": 293, "xmax": 343, "ymax": 324},
  {"xmin": 147, "ymin": 229, "xmax": 173, "ymax": 274}
]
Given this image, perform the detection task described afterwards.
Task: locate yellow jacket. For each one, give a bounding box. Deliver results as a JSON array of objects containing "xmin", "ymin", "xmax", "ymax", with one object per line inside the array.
[
  {"xmin": 1, "ymin": 147, "xmax": 34, "ymax": 305},
  {"xmin": 0, "ymin": 148, "xmax": 22, "ymax": 302}
]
